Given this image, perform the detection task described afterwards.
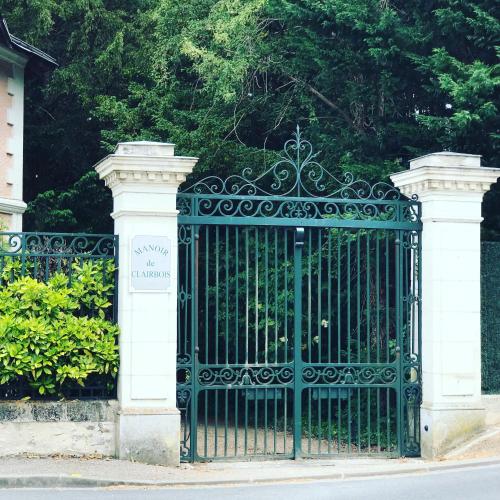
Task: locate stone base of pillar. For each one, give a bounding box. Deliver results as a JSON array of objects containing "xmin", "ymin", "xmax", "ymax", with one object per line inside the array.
[
  {"xmin": 420, "ymin": 403, "xmax": 485, "ymax": 459},
  {"xmin": 116, "ymin": 408, "xmax": 180, "ymax": 465}
]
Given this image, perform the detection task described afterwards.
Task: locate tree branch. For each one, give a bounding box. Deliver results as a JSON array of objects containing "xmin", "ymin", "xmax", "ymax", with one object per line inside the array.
[{"xmin": 289, "ymin": 76, "xmax": 361, "ymax": 132}]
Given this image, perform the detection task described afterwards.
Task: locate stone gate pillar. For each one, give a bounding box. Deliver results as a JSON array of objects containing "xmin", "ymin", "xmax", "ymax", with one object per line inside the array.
[
  {"xmin": 95, "ymin": 142, "xmax": 198, "ymax": 465},
  {"xmin": 391, "ymin": 153, "xmax": 500, "ymax": 459}
]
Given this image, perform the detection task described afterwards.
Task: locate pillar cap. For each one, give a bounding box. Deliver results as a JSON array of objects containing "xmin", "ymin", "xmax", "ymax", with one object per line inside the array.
[
  {"xmin": 94, "ymin": 141, "xmax": 199, "ymax": 191},
  {"xmin": 410, "ymin": 152, "xmax": 482, "ymax": 170},
  {"xmin": 115, "ymin": 141, "xmax": 176, "ymax": 157},
  {"xmin": 391, "ymin": 152, "xmax": 500, "ymax": 199}
]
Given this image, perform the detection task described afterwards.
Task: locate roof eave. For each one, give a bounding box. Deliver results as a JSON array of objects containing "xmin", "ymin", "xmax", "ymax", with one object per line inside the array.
[
  {"xmin": 0, "ymin": 17, "xmax": 57, "ymax": 69},
  {"xmin": 10, "ymin": 34, "xmax": 58, "ymax": 67}
]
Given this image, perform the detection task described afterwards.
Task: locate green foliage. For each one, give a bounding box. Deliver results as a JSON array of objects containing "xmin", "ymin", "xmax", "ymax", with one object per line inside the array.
[
  {"xmin": 23, "ymin": 172, "xmax": 113, "ymax": 233},
  {"xmin": 1, "ymin": 0, "xmax": 498, "ymax": 237},
  {"xmin": 0, "ymin": 260, "xmax": 118, "ymax": 396}
]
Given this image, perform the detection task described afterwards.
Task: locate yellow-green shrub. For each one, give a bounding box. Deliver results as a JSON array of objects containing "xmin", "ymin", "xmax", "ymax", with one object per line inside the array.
[{"xmin": 0, "ymin": 261, "xmax": 118, "ymax": 396}]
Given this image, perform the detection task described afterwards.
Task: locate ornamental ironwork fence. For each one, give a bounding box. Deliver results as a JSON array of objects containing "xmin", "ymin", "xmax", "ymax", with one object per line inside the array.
[{"xmin": 0, "ymin": 232, "xmax": 119, "ymax": 400}]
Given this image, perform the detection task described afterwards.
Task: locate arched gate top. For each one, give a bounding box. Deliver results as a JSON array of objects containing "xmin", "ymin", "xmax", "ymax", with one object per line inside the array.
[
  {"xmin": 178, "ymin": 127, "xmax": 421, "ymax": 229},
  {"xmin": 180, "ymin": 127, "xmax": 413, "ymax": 201}
]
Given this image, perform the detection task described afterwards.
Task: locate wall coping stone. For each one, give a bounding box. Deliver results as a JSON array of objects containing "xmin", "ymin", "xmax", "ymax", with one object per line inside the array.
[{"xmin": 0, "ymin": 400, "xmax": 118, "ymax": 423}]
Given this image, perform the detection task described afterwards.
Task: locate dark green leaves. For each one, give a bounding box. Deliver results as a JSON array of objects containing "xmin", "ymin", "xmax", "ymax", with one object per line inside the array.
[{"xmin": 1, "ymin": 0, "xmax": 498, "ymax": 236}]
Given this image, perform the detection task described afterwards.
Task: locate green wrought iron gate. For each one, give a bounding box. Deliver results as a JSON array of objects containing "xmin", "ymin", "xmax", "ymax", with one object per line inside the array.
[{"xmin": 177, "ymin": 129, "xmax": 422, "ymax": 461}]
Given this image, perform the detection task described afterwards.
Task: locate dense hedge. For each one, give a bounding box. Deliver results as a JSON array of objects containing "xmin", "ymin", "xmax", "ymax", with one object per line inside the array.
[{"xmin": 481, "ymin": 242, "xmax": 500, "ymax": 394}]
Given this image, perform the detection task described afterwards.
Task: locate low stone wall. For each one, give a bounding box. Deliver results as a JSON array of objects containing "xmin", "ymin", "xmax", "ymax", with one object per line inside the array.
[
  {"xmin": 483, "ymin": 395, "xmax": 500, "ymax": 427},
  {"xmin": 0, "ymin": 400, "xmax": 118, "ymax": 457}
]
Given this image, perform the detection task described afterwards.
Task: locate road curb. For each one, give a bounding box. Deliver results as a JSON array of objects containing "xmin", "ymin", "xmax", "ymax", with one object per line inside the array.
[{"xmin": 1, "ymin": 457, "xmax": 500, "ymax": 489}]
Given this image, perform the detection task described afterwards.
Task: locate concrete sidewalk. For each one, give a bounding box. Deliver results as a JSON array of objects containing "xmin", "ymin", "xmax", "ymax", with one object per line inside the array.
[{"xmin": 0, "ymin": 454, "xmax": 500, "ymax": 488}]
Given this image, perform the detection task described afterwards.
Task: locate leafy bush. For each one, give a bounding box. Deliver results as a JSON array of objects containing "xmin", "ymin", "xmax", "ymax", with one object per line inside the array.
[{"xmin": 0, "ymin": 261, "xmax": 118, "ymax": 396}]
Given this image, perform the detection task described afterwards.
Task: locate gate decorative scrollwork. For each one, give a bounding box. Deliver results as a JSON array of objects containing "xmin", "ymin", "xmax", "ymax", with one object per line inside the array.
[
  {"xmin": 301, "ymin": 365, "xmax": 397, "ymax": 385},
  {"xmin": 198, "ymin": 365, "xmax": 295, "ymax": 387},
  {"xmin": 182, "ymin": 127, "xmax": 403, "ymax": 200},
  {"xmin": 178, "ymin": 127, "xmax": 420, "ymax": 225}
]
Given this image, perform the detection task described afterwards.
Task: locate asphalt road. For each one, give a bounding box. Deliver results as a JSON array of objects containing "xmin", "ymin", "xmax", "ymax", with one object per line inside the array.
[{"xmin": 1, "ymin": 463, "xmax": 499, "ymax": 500}]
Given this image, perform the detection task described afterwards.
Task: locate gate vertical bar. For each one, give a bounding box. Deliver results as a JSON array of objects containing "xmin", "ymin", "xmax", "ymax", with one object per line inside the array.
[
  {"xmin": 190, "ymin": 221, "xmax": 199, "ymax": 461},
  {"xmin": 396, "ymin": 219, "xmax": 403, "ymax": 456},
  {"xmin": 293, "ymin": 227, "xmax": 305, "ymax": 458},
  {"xmin": 414, "ymin": 225, "xmax": 422, "ymax": 455}
]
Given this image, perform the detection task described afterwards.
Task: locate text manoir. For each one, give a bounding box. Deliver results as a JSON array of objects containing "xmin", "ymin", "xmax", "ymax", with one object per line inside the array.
[
  {"xmin": 134, "ymin": 244, "xmax": 169, "ymax": 257},
  {"xmin": 132, "ymin": 243, "xmax": 171, "ymax": 279}
]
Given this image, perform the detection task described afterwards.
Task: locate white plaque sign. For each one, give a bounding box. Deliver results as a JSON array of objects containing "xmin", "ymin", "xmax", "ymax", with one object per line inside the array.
[{"xmin": 130, "ymin": 235, "xmax": 171, "ymax": 291}]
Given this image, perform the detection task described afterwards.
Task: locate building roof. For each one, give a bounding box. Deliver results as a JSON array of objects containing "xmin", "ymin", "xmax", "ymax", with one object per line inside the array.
[{"xmin": 0, "ymin": 17, "xmax": 57, "ymax": 69}]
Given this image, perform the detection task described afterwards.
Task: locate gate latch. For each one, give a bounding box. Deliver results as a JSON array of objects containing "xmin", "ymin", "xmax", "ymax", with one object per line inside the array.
[{"xmin": 295, "ymin": 227, "xmax": 305, "ymax": 247}]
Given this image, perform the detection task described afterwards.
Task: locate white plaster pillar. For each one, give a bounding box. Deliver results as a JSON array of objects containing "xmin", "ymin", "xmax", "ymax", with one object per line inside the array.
[
  {"xmin": 391, "ymin": 152, "xmax": 500, "ymax": 459},
  {"xmin": 95, "ymin": 142, "xmax": 198, "ymax": 465}
]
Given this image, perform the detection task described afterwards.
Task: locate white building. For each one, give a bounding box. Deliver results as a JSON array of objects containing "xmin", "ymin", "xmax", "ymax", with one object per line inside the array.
[{"xmin": 0, "ymin": 17, "xmax": 56, "ymax": 231}]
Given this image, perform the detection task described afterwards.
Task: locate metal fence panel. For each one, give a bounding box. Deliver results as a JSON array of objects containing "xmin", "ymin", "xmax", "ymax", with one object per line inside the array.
[{"xmin": 0, "ymin": 232, "xmax": 118, "ymax": 400}]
